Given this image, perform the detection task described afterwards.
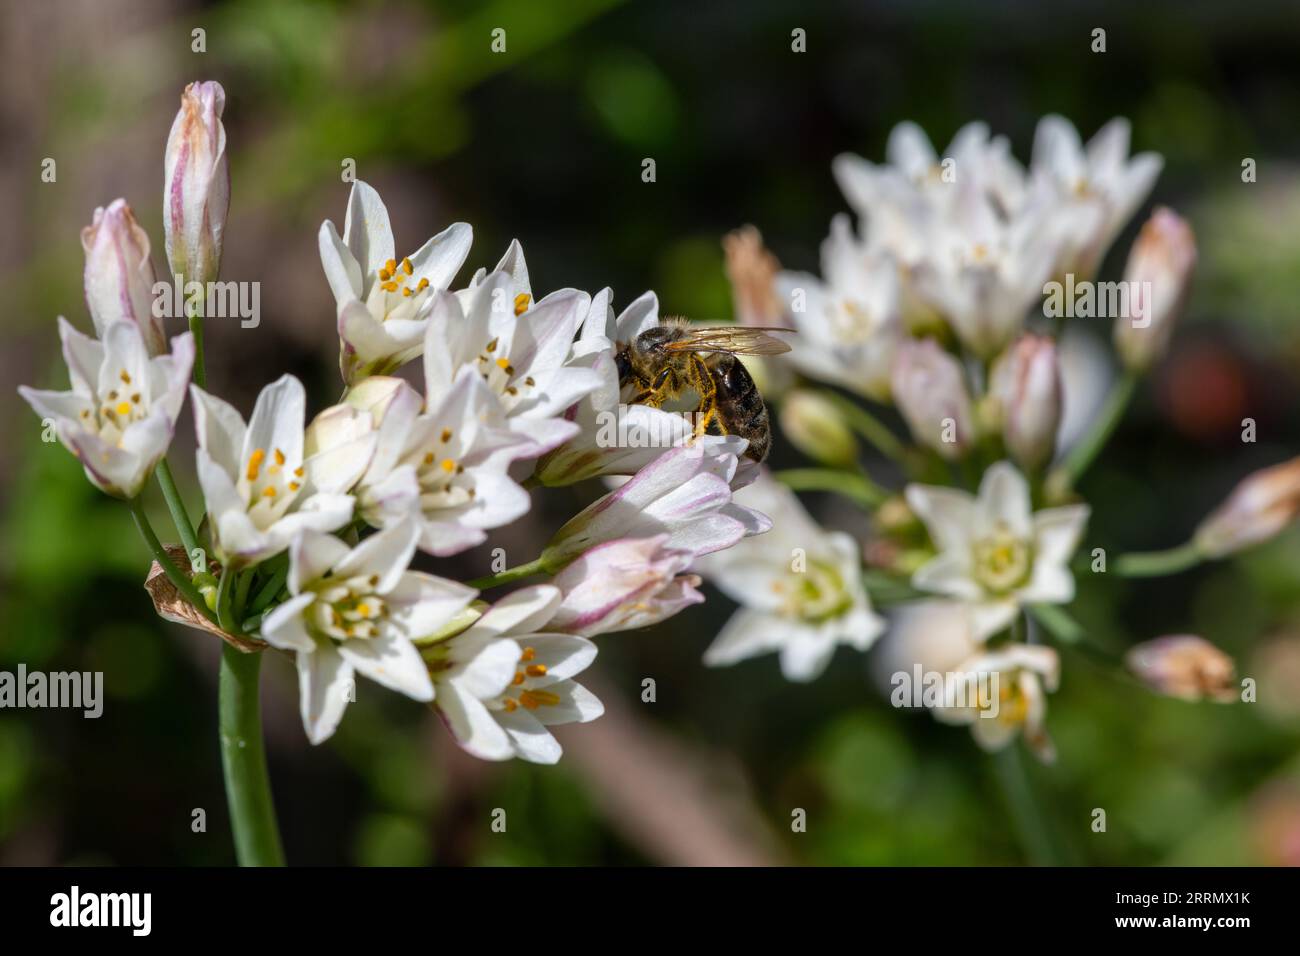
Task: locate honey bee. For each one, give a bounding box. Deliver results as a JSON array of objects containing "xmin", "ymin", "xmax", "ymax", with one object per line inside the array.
[{"xmin": 616, "ymin": 320, "xmax": 793, "ymax": 462}]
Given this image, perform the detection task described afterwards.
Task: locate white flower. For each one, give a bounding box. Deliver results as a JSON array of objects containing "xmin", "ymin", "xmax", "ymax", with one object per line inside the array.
[
  {"xmin": 319, "ymin": 180, "xmax": 472, "ymax": 382},
  {"xmin": 427, "ymin": 585, "xmax": 604, "ymax": 764},
  {"xmin": 774, "ymin": 214, "xmax": 902, "ymax": 401},
  {"xmin": 423, "ymin": 271, "xmax": 601, "ymax": 459},
  {"xmin": 699, "ymin": 474, "xmax": 883, "ymax": 681},
  {"xmin": 163, "ymin": 80, "xmax": 230, "ymax": 286},
  {"xmin": 1030, "ymin": 115, "xmax": 1163, "ymax": 279},
  {"xmin": 908, "ymin": 176, "xmax": 1061, "ymax": 357},
  {"xmin": 874, "ymin": 600, "xmax": 1060, "ymax": 761},
  {"xmin": 542, "ymin": 442, "xmax": 771, "ymax": 571},
  {"xmin": 352, "ymin": 371, "xmax": 533, "ymax": 556},
  {"xmin": 81, "ymin": 200, "xmax": 166, "ymax": 356},
  {"xmin": 261, "ymin": 523, "xmax": 475, "ymax": 744},
  {"xmin": 534, "ymin": 289, "xmax": 741, "ymax": 486},
  {"xmin": 550, "ymin": 534, "xmax": 703, "ymax": 636},
  {"xmin": 19, "ymin": 320, "xmax": 193, "ymax": 499},
  {"xmin": 988, "ymin": 333, "xmax": 1062, "ymax": 472},
  {"xmin": 891, "ymin": 337, "xmax": 975, "ymax": 459},
  {"xmin": 905, "ymin": 461, "xmax": 1088, "ymax": 639},
  {"xmin": 191, "ymin": 374, "xmax": 369, "ymax": 566}
]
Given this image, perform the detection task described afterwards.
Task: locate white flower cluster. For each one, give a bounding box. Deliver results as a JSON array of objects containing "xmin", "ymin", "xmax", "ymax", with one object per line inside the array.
[
  {"xmin": 18, "ymin": 81, "xmax": 772, "ymax": 765},
  {"xmin": 704, "ymin": 115, "xmax": 1219, "ymax": 761}
]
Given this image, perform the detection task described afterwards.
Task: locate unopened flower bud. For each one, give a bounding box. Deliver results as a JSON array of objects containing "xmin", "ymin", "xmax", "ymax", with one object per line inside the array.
[
  {"xmin": 891, "ymin": 338, "xmax": 973, "ymax": 459},
  {"xmin": 989, "ymin": 333, "xmax": 1062, "ymax": 472},
  {"xmin": 1193, "ymin": 457, "xmax": 1300, "ymax": 558},
  {"xmin": 1114, "ymin": 207, "xmax": 1196, "ymax": 372},
  {"xmin": 163, "ymin": 80, "xmax": 229, "ymax": 286},
  {"xmin": 1125, "ymin": 635, "xmax": 1236, "ymax": 702},
  {"xmin": 778, "ymin": 390, "xmax": 859, "ymax": 468},
  {"xmin": 81, "ymin": 199, "xmax": 165, "ymax": 355}
]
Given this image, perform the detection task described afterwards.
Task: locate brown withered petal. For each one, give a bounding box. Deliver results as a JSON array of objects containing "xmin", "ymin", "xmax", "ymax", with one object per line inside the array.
[
  {"xmin": 1125, "ymin": 635, "xmax": 1236, "ymax": 703},
  {"xmin": 144, "ymin": 546, "xmax": 265, "ymax": 653}
]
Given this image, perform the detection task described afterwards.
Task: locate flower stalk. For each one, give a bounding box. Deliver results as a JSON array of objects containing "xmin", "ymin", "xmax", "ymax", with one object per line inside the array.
[
  {"xmin": 1113, "ymin": 541, "xmax": 1203, "ymax": 578},
  {"xmin": 218, "ymin": 644, "xmax": 285, "ymax": 866}
]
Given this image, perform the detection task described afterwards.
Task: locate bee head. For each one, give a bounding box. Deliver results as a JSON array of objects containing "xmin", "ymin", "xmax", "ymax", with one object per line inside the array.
[{"xmin": 633, "ymin": 325, "xmax": 676, "ymax": 355}]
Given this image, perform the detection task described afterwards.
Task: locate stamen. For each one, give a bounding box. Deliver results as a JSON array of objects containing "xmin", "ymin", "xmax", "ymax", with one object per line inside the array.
[
  {"xmin": 262, "ymin": 486, "xmax": 277, "ymax": 498},
  {"xmin": 246, "ymin": 448, "xmax": 266, "ymax": 481},
  {"xmin": 521, "ymin": 647, "xmax": 536, "ymax": 661},
  {"xmin": 401, "ymin": 257, "xmax": 413, "ymax": 275},
  {"xmin": 513, "ymin": 293, "xmax": 530, "ymax": 316},
  {"xmin": 512, "ymin": 672, "xmax": 526, "ymax": 686},
  {"xmin": 525, "ymin": 664, "xmax": 548, "ymax": 678},
  {"xmin": 440, "ymin": 458, "xmax": 456, "ymax": 473},
  {"xmin": 115, "ymin": 401, "xmax": 131, "ymax": 416},
  {"xmin": 440, "ymin": 428, "xmax": 452, "ymax": 443},
  {"xmin": 274, "ymin": 448, "xmax": 286, "ymax": 466},
  {"xmin": 519, "ymin": 689, "xmax": 560, "ymax": 709},
  {"xmin": 119, "ymin": 370, "xmax": 132, "ymax": 384}
]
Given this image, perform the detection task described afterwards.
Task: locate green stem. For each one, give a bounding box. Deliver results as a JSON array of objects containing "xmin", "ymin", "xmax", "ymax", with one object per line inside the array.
[
  {"xmin": 817, "ymin": 390, "xmax": 907, "ymax": 462},
  {"xmin": 774, "ymin": 467, "xmax": 888, "ymax": 509},
  {"xmin": 467, "ymin": 556, "xmax": 550, "ymax": 590},
  {"xmin": 187, "ymin": 297, "xmax": 206, "ymax": 389},
  {"xmin": 127, "ymin": 497, "xmax": 216, "ymax": 624},
  {"xmin": 216, "ymin": 563, "xmax": 238, "ymax": 634},
  {"xmin": 234, "ymin": 568, "xmax": 255, "ymax": 621},
  {"xmin": 249, "ymin": 564, "xmax": 289, "ymax": 615},
  {"xmin": 991, "ymin": 744, "xmax": 1069, "ymax": 866},
  {"xmin": 1113, "ymin": 541, "xmax": 1203, "ymax": 578},
  {"xmin": 1026, "ymin": 603, "xmax": 1085, "ymax": 645},
  {"xmin": 1051, "ymin": 371, "xmax": 1138, "ymax": 489},
  {"xmin": 155, "ymin": 458, "xmax": 200, "ymax": 559},
  {"xmin": 219, "ymin": 644, "xmax": 285, "ymax": 866}
]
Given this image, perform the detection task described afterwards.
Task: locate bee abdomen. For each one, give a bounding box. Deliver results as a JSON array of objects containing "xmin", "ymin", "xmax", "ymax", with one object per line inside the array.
[{"xmin": 711, "ymin": 355, "xmax": 771, "ymax": 462}]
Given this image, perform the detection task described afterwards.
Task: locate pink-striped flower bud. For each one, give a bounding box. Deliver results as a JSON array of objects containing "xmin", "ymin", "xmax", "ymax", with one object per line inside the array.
[
  {"xmin": 163, "ymin": 81, "xmax": 229, "ymax": 286},
  {"xmin": 891, "ymin": 338, "xmax": 974, "ymax": 459},
  {"xmin": 1114, "ymin": 207, "xmax": 1196, "ymax": 372},
  {"xmin": 989, "ymin": 333, "xmax": 1062, "ymax": 471},
  {"xmin": 81, "ymin": 199, "xmax": 166, "ymax": 355}
]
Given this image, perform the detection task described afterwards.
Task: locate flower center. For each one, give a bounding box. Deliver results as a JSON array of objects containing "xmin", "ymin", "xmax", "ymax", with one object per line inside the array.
[
  {"xmin": 241, "ymin": 446, "xmax": 304, "ymax": 528},
  {"xmin": 83, "ymin": 367, "xmax": 149, "ymax": 446},
  {"xmin": 499, "ymin": 646, "xmax": 559, "ymax": 713},
  {"xmin": 971, "ymin": 525, "xmax": 1032, "ymax": 594},
  {"xmin": 474, "ymin": 336, "xmax": 537, "ymax": 410},
  {"xmin": 368, "ymin": 256, "xmax": 432, "ymax": 321},
  {"xmin": 771, "ymin": 558, "xmax": 854, "ymax": 624},
  {"xmin": 412, "ymin": 427, "xmax": 475, "ymax": 511},
  {"xmin": 308, "ymin": 572, "xmax": 387, "ymax": 641}
]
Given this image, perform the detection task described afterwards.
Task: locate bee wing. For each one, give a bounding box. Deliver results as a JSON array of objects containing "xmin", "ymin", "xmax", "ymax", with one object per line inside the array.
[{"xmin": 661, "ymin": 325, "xmax": 794, "ymax": 356}]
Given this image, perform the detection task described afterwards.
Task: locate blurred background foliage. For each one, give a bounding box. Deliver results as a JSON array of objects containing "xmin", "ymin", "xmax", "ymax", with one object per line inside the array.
[{"xmin": 2, "ymin": 0, "xmax": 1300, "ymax": 865}]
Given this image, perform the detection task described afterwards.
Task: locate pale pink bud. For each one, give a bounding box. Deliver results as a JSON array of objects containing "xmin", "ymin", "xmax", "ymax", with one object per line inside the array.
[
  {"xmin": 163, "ymin": 80, "xmax": 229, "ymax": 285},
  {"xmin": 1194, "ymin": 457, "xmax": 1300, "ymax": 558},
  {"xmin": 1114, "ymin": 207, "xmax": 1196, "ymax": 372},
  {"xmin": 891, "ymin": 338, "xmax": 973, "ymax": 459},
  {"xmin": 81, "ymin": 199, "xmax": 165, "ymax": 355},
  {"xmin": 550, "ymin": 535, "xmax": 703, "ymax": 637},
  {"xmin": 989, "ymin": 333, "xmax": 1062, "ymax": 471},
  {"xmin": 1125, "ymin": 635, "xmax": 1236, "ymax": 702}
]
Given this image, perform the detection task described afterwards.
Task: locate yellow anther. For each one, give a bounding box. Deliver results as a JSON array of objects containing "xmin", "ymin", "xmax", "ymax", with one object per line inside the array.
[
  {"xmin": 120, "ymin": 370, "xmax": 132, "ymax": 384},
  {"xmin": 519, "ymin": 689, "xmax": 560, "ymax": 710},
  {"xmin": 401, "ymin": 257, "xmax": 413, "ymax": 275},
  {"xmin": 288, "ymin": 481, "xmax": 301, "ymax": 492},
  {"xmin": 357, "ymin": 603, "xmax": 371, "ymax": 617},
  {"xmin": 246, "ymin": 448, "xmax": 266, "ymax": 481},
  {"xmin": 440, "ymin": 458, "xmax": 456, "ymax": 473},
  {"xmin": 440, "ymin": 428, "xmax": 452, "ymax": 443},
  {"xmin": 382, "ymin": 281, "xmax": 399, "ymax": 293},
  {"xmin": 521, "ymin": 647, "xmax": 536, "ymax": 662},
  {"xmin": 503, "ymin": 698, "xmax": 518, "ymax": 712},
  {"xmin": 274, "ymin": 448, "xmax": 286, "ymax": 466},
  {"xmin": 525, "ymin": 664, "xmax": 548, "ymax": 678},
  {"xmin": 423, "ymin": 452, "xmax": 435, "ymax": 466},
  {"xmin": 262, "ymin": 486, "xmax": 277, "ymax": 498},
  {"xmin": 115, "ymin": 401, "xmax": 132, "ymax": 416},
  {"xmin": 512, "ymin": 672, "xmax": 526, "ymax": 686},
  {"xmin": 378, "ymin": 266, "xmax": 391, "ymax": 281},
  {"xmin": 416, "ymin": 277, "xmax": 429, "ymax": 291},
  {"xmin": 293, "ymin": 466, "xmax": 304, "ymax": 478},
  {"xmin": 485, "ymin": 338, "xmax": 498, "ymax": 353},
  {"xmin": 495, "ymin": 358, "xmax": 511, "ymax": 372},
  {"xmin": 513, "ymin": 293, "xmax": 530, "ymax": 316},
  {"xmin": 402, "ymin": 287, "xmax": 412, "ymax": 297},
  {"xmin": 385, "ymin": 258, "xmax": 397, "ymax": 274}
]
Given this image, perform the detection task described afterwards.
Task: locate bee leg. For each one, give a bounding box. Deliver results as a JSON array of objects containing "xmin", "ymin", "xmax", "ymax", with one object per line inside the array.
[
  {"xmin": 689, "ymin": 354, "xmax": 718, "ymax": 438},
  {"xmin": 632, "ymin": 368, "xmax": 674, "ymax": 407}
]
